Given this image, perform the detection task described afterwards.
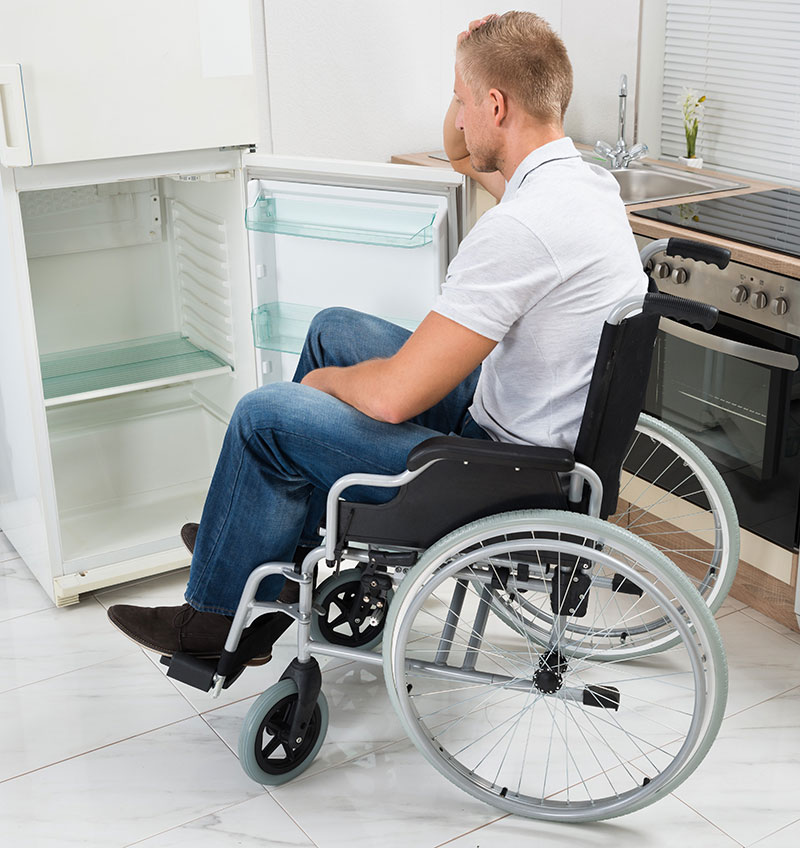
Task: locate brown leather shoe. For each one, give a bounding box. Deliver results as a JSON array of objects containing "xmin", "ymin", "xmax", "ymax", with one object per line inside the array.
[
  {"xmin": 108, "ymin": 603, "xmax": 234, "ymax": 658},
  {"xmin": 107, "ymin": 602, "xmax": 291, "ymax": 666},
  {"xmin": 180, "ymin": 523, "xmax": 199, "ymax": 554}
]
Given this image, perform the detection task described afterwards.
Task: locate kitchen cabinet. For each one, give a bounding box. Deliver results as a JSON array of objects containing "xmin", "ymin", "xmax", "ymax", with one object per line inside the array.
[{"xmin": 0, "ymin": 19, "xmax": 465, "ymax": 607}]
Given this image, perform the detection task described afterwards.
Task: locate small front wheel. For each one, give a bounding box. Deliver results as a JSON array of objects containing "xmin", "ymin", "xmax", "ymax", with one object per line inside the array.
[{"xmin": 238, "ymin": 679, "xmax": 328, "ymax": 785}]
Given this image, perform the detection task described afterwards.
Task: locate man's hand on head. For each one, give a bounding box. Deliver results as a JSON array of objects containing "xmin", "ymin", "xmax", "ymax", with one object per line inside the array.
[{"xmin": 457, "ymin": 14, "xmax": 498, "ymax": 45}]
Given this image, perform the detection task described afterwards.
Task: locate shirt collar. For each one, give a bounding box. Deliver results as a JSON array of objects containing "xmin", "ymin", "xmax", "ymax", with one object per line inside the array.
[{"xmin": 501, "ymin": 137, "xmax": 581, "ymax": 202}]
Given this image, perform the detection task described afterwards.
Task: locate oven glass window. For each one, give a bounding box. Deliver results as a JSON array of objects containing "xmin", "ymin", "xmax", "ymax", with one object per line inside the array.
[{"xmin": 656, "ymin": 333, "xmax": 771, "ymax": 479}]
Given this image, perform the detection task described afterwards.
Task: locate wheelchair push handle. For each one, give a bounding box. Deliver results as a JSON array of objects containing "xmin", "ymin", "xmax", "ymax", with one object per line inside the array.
[
  {"xmin": 665, "ymin": 237, "xmax": 731, "ymax": 270},
  {"xmin": 642, "ymin": 291, "xmax": 718, "ymax": 330},
  {"xmin": 639, "ymin": 237, "xmax": 731, "ymax": 272}
]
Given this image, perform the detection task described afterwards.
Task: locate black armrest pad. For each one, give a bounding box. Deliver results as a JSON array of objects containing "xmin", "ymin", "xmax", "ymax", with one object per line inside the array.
[{"xmin": 406, "ymin": 436, "xmax": 575, "ymax": 472}]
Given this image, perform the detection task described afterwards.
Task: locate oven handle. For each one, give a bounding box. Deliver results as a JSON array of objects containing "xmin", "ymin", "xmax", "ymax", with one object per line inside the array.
[{"xmin": 660, "ymin": 318, "xmax": 800, "ymax": 371}]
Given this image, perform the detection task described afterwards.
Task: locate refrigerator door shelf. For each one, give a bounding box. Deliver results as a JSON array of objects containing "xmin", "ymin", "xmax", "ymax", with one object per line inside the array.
[
  {"xmin": 40, "ymin": 334, "xmax": 232, "ymax": 407},
  {"xmin": 245, "ymin": 193, "xmax": 436, "ymax": 249},
  {"xmin": 252, "ymin": 302, "xmax": 418, "ymax": 355}
]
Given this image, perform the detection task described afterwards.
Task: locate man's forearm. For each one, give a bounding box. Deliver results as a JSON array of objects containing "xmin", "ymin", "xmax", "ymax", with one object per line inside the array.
[{"xmin": 301, "ymin": 359, "xmax": 400, "ymax": 423}]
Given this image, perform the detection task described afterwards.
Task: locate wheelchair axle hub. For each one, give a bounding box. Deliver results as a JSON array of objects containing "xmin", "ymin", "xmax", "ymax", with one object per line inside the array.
[
  {"xmin": 533, "ymin": 667, "xmax": 563, "ymax": 694},
  {"xmin": 534, "ymin": 649, "xmax": 567, "ymax": 694}
]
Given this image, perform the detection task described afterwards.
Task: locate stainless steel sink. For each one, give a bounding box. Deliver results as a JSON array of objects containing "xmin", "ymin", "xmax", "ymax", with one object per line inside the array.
[{"xmin": 580, "ymin": 153, "xmax": 747, "ymax": 204}]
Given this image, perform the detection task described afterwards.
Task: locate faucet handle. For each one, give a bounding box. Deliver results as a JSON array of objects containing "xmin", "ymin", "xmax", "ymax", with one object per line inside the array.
[
  {"xmin": 594, "ymin": 140, "xmax": 614, "ymax": 157},
  {"xmin": 626, "ymin": 143, "xmax": 648, "ymax": 162}
]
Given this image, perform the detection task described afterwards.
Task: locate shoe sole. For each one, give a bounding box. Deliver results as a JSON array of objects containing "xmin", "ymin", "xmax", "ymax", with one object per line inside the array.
[{"xmin": 108, "ymin": 612, "xmax": 271, "ymax": 667}]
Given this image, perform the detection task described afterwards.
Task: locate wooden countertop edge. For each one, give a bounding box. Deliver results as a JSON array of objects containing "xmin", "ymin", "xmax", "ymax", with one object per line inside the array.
[{"xmin": 392, "ymin": 149, "xmax": 800, "ymax": 279}]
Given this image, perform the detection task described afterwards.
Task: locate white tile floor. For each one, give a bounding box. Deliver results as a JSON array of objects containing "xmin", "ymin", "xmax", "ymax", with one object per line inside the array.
[{"xmin": 2, "ymin": 532, "xmax": 800, "ymax": 848}]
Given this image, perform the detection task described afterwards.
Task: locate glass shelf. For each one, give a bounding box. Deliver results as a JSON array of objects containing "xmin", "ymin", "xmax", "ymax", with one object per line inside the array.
[
  {"xmin": 40, "ymin": 334, "xmax": 231, "ymax": 406},
  {"xmin": 245, "ymin": 195, "xmax": 435, "ymax": 248},
  {"xmin": 252, "ymin": 303, "xmax": 417, "ymax": 355}
]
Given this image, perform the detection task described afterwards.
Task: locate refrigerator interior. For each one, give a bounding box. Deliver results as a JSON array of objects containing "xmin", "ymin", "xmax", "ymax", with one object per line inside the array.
[
  {"xmin": 245, "ymin": 177, "xmax": 449, "ymax": 381},
  {"xmin": 20, "ymin": 173, "xmax": 255, "ymax": 573}
]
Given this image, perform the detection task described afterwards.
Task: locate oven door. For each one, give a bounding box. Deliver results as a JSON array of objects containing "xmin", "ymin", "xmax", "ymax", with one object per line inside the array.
[{"xmin": 643, "ymin": 312, "xmax": 800, "ymax": 549}]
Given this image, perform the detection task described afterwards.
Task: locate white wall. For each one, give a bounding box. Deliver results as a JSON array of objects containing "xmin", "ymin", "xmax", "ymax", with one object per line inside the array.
[{"xmin": 262, "ymin": 0, "xmax": 642, "ymax": 162}]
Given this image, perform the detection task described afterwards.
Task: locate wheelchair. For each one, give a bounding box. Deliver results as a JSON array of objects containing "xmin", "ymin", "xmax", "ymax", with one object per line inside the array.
[{"xmin": 163, "ymin": 238, "xmax": 737, "ymax": 822}]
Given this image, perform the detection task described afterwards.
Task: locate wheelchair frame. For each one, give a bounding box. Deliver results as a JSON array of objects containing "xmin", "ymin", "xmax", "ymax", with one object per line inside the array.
[{"xmin": 162, "ymin": 239, "xmax": 738, "ymax": 820}]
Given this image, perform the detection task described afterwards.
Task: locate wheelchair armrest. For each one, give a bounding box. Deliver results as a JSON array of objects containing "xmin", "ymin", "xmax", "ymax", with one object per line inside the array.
[{"xmin": 406, "ymin": 435, "xmax": 575, "ymax": 473}]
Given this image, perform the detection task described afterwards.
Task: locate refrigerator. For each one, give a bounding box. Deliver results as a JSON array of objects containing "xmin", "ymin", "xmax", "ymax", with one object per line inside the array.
[{"xmin": 0, "ymin": 1, "xmax": 466, "ymax": 606}]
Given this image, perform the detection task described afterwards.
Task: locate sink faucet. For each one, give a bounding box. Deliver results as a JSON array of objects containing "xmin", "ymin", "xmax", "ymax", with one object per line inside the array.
[{"xmin": 594, "ymin": 74, "xmax": 648, "ymax": 168}]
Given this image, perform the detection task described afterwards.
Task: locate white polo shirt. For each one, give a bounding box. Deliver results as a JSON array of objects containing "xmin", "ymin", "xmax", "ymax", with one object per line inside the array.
[{"xmin": 432, "ymin": 136, "xmax": 647, "ymax": 449}]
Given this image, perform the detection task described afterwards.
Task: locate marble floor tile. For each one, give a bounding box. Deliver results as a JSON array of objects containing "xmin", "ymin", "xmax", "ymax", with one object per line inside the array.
[
  {"xmin": 715, "ymin": 594, "xmax": 748, "ymax": 619},
  {"xmin": 441, "ymin": 791, "xmax": 741, "ymax": 848},
  {"xmin": 0, "ymin": 651, "xmax": 195, "ymax": 781},
  {"xmin": 741, "ymin": 607, "xmax": 800, "ymax": 648},
  {"xmin": 130, "ymin": 794, "xmax": 316, "ymax": 847},
  {"xmin": 0, "ymin": 555, "xmax": 55, "ymax": 622},
  {"xmin": 715, "ymin": 610, "xmax": 800, "ymax": 715},
  {"xmin": 271, "ymin": 739, "xmax": 503, "ymax": 848},
  {"xmin": 0, "ymin": 596, "xmax": 140, "ymax": 694},
  {"xmin": 750, "ymin": 817, "xmax": 800, "ymax": 848},
  {"xmin": 0, "ymin": 531, "xmax": 18, "ymax": 561},
  {"xmin": 0, "ymin": 716, "xmax": 264, "ymax": 848},
  {"xmin": 672, "ymin": 685, "xmax": 800, "ymax": 846},
  {"xmin": 203, "ymin": 660, "xmax": 407, "ymax": 783}
]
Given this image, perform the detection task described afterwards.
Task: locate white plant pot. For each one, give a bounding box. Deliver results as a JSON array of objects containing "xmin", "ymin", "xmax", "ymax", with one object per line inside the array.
[{"xmin": 678, "ymin": 156, "xmax": 703, "ymax": 169}]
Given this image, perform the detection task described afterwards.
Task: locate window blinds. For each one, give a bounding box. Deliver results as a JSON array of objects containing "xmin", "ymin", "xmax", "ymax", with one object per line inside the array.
[{"xmin": 661, "ymin": 0, "xmax": 800, "ymax": 184}]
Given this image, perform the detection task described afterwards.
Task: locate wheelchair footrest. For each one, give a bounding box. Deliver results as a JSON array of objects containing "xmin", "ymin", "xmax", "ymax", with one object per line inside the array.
[
  {"xmin": 161, "ymin": 653, "xmax": 217, "ymax": 692},
  {"xmin": 160, "ymin": 652, "xmax": 248, "ymax": 692}
]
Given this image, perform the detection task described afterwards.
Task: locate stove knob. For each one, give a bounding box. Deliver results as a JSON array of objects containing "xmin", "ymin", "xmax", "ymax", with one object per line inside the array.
[
  {"xmin": 751, "ymin": 291, "xmax": 768, "ymax": 310},
  {"xmin": 731, "ymin": 285, "xmax": 749, "ymax": 303},
  {"xmin": 772, "ymin": 297, "xmax": 789, "ymax": 316},
  {"xmin": 653, "ymin": 262, "xmax": 671, "ymax": 279},
  {"xmin": 671, "ymin": 267, "xmax": 689, "ymax": 285}
]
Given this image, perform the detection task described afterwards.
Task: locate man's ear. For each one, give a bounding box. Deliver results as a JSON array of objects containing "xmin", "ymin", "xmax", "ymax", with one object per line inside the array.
[{"xmin": 487, "ymin": 88, "xmax": 508, "ymax": 126}]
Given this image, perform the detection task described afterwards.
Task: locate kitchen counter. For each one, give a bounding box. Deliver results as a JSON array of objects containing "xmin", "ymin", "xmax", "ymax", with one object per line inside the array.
[{"xmin": 391, "ymin": 150, "xmax": 800, "ymax": 278}]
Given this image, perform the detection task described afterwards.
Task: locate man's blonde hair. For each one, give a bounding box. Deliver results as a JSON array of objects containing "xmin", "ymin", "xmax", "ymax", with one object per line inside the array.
[{"xmin": 457, "ymin": 11, "xmax": 572, "ymax": 125}]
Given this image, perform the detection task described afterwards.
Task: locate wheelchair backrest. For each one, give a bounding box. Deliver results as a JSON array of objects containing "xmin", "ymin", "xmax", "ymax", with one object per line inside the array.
[{"xmin": 573, "ymin": 311, "xmax": 660, "ymax": 518}]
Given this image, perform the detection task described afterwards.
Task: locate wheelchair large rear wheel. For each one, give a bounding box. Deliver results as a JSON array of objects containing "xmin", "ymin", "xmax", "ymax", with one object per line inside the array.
[
  {"xmin": 383, "ymin": 510, "xmax": 727, "ymax": 822},
  {"xmin": 486, "ymin": 414, "xmax": 739, "ymax": 658},
  {"xmin": 613, "ymin": 414, "xmax": 739, "ymax": 612}
]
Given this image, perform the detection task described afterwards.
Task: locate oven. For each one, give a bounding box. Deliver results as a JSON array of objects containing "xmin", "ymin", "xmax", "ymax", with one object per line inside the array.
[
  {"xmin": 645, "ymin": 306, "xmax": 800, "ymax": 549},
  {"xmin": 631, "ymin": 228, "xmax": 800, "ymax": 553}
]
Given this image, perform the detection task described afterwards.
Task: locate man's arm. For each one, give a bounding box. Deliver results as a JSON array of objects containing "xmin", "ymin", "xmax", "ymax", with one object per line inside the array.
[
  {"xmin": 443, "ymin": 95, "xmax": 506, "ymax": 202},
  {"xmin": 300, "ymin": 312, "xmax": 496, "ymax": 424}
]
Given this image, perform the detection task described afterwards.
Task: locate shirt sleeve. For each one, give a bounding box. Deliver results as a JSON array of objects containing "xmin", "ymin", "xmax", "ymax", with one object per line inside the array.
[{"xmin": 432, "ymin": 210, "xmax": 562, "ymax": 342}]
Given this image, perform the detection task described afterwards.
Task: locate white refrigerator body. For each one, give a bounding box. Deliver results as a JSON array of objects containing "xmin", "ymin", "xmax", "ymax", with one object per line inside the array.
[
  {"xmin": 0, "ymin": 149, "xmax": 464, "ymax": 605},
  {"xmin": 0, "ymin": 0, "xmax": 261, "ymax": 167}
]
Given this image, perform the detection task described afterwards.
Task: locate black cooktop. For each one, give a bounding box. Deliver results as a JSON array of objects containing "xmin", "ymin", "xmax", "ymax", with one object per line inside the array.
[{"xmin": 631, "ymin": 188, "xmax": 800, "ymax": 259}]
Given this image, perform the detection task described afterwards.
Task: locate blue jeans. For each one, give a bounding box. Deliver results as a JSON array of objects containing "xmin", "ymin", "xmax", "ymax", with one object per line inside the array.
[{"xmin": 185, "ymin": 308, "xmax": 488, "ymax": 615}]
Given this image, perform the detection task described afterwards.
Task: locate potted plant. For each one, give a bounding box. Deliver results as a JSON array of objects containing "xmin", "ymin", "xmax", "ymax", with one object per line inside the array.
[{"xmin": 678, "ymin": 88, "xmax": 706, "ymax": 168}]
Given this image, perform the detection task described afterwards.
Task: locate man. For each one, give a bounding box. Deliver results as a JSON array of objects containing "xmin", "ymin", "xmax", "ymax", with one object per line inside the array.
[{"xmin": 108, "ymin": 11, "xmax": 647, "ymax": 662}]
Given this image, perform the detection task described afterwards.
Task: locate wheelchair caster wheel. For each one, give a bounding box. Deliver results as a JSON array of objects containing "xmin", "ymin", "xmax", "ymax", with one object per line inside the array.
[
  {"xmin": 238, "ymin": 679, "xmax": 328, "ymax": 785},
  {"xmin": 311, "ymin": 568, "xmax": 393, "ymax": 650}
]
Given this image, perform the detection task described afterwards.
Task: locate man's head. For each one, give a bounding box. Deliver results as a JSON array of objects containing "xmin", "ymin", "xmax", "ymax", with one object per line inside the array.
[{"xmin": 454, "ymin": 12, "xmax": 573, "ymax": 173}]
